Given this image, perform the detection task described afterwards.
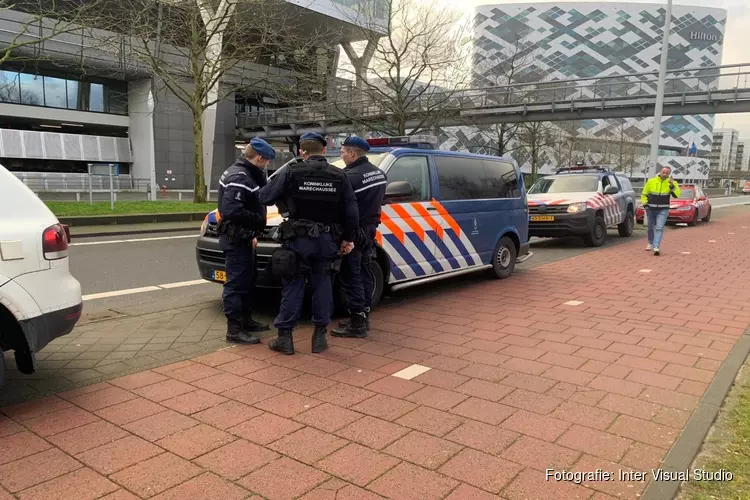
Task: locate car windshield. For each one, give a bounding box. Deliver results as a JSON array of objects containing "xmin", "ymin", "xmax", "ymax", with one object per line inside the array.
[
  {"xmin": 529, "ymin": 175, "xmax": 599, "ymax": 194},
  {"xmin": 678, "ymin": 189, "xmax": 695, "ymax": 200}
]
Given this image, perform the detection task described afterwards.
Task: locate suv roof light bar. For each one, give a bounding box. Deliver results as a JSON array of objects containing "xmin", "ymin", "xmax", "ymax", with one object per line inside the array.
[{"xmin": 555, "ymin": 165, "xmax": 611, "ymax": 174}]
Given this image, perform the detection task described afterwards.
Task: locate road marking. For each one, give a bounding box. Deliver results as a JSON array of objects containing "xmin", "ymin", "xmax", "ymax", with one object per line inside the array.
[
  {"xmin": 564, "ymin": 300, "xmax": 583, "ymax": 306},
  {"xmin": 71, "ymin": 235, "xmax": 198, "ymax": 246},
  {"xmin": 83, "ymin": 286, "xmax": 162, "ymax": 301},
  {"xmin": 708, "ymin": 240, "xmax": 716, "ymax": 243},
  {"xmin": 392, "ymin": 364, "xmax": 431, "ymax": 380},
  {"xmin": 681, "ymin": 252, "xmax": 691, "ymax": 255},
  {"xmin": 83, "ymin": 279, "xmax": 209, "ymax": 301},
  {"xmin": 728, "ymin": 232, "xmax": 735, "ymax": 235},
  {"xmin": 159, "ymin": 279, "xmax": 207, "ymax": 289},
  {"xmin": 639, "ymin": 269, "xmax": 652, "ymax": 273}
]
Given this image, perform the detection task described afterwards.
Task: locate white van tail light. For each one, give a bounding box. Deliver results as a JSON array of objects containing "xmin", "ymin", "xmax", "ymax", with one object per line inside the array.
[{"xmin": 43, "ymin": 224, "xmax": 69, "ymax": 260}]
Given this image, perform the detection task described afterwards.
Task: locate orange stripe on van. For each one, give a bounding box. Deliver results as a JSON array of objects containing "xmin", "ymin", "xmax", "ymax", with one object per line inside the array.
[
  {"xmin": 380, "ymin": 212, "xmax": 405, "ymax": 244},
  {"xmin": 375, "ymin": 231, "xmax": 383, "ymax": 246},
  {"xmin": 430, "ymin": 199, "xmax": 461, "ymax": 236},
  {"xmin": 389, "ymin": 204, "xmax": 426, "ymax": 241},
  {"xmin": 410, "ymin": 203, "xmax": 444, "ymax": 239}
]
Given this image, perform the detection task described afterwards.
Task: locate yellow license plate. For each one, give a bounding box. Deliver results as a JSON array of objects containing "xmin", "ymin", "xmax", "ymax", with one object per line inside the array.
[
  {"xmin": 531, "ymin": 215, "xmax": 555, "ymax": 221},
  {"xmin": 212, "ymin": 270, "xmax": 227, "ymax": 282}
]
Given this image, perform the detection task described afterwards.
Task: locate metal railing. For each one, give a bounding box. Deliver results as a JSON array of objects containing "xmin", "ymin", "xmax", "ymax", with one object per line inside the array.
[{"xmin": 236, "ymin": 63, "xmax": 750, "ymax": 129}]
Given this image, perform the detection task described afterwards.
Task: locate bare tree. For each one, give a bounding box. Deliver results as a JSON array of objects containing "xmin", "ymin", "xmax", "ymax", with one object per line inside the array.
[
  {"xmin": 93, "ymin": 0, "xmax": 335, "ymax": 202},
  {"xmin": 518, "ymin": 120, "xmax": 555, "ymax": 184},
  {"xmin": 471, "ymin": 34, "xmax": 539, "ymax": 157},
  {"xmin": 337, "ymin": 0, "xmax": 471, "ymax": 136},
  {"xmin": 0, "ymin": 0, "xmax": 103, "ymax": 66}
]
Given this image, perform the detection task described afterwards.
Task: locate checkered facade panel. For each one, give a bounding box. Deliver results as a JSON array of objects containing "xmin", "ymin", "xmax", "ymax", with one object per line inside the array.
[{"xmin": 436, "ymin": 2, "xmax": 726, "ymax": 178}]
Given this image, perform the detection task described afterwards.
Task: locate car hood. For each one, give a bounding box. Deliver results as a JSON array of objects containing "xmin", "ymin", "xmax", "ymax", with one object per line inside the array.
[
  {"xmin": 669, "ymin": 199, "xmax": 694, "ymax": 208},
  {"xmin": 527, "ymin": 192, "xmax": 596, "ymax": 205}
]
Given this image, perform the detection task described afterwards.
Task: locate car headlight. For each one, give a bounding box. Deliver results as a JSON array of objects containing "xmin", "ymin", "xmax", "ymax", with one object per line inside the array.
[
  {"xmin": 677, "ymin": 205, "xmax": 692, "ymax": 211},
  {"xmin": 200, "ymin": 218, "xmax": 209, "ymax": 236},
  {"xmin": 567, "ymin": 202, "xmax": 588, "ymax": 213}
]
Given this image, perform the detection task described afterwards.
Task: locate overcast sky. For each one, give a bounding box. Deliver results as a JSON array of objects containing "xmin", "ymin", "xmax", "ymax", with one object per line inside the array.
[{"xmin": 463, "ymin": 0, "xmax": 750, "ymax": 138}]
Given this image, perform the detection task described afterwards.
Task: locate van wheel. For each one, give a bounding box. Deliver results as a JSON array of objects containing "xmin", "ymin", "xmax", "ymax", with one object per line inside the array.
[
  {"xmin": 702, "ymin": 208, "xmax": 711, "ymax": 222},
  {"xmin": 618, "ymin": 209, "xmax": 634, "ymax": 237},
  {"xmin": 584, "ymin": 215, "xmax": 607, "ymax": 247},
  {"xmin": 334, "ymin": 260, "xmax": 385, "ymax": 312},
  {"xmin": 491, "ymin": 237, "xmax": 517, "ymax": 279}
]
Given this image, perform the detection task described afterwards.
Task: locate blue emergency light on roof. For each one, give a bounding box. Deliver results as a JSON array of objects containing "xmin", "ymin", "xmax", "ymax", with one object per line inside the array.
[{"xmin": 365, "ymin": 135, "xmax": 438, "ymax": 149}]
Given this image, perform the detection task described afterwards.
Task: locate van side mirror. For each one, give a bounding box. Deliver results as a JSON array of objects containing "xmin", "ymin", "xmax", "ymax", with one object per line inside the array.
[
  {"xmin": 603, "ymin": 185, "xmax": 619, "ymax": 195},
  {"xmin": 383, "ymin": 181, "xmax": 413, "ymax": 203},
  {"xmin": 698, "ymin": 195, "xmax": 707, "ymax": 201}
]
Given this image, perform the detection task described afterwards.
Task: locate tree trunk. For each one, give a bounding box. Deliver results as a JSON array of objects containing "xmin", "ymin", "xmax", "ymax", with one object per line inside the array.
[{"xmin": 193, "ymin": 110, "xmax": 207, "ymax": 203}]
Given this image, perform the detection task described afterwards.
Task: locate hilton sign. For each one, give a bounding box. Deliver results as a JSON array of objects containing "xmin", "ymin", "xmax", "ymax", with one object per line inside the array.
[{"xmin": 689, "ymin": 31, "xmax": 721, "ymax": 43}]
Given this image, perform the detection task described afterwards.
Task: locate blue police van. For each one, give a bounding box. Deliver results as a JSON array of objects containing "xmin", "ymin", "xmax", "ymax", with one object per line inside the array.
[{"xmin": 195, "ymin": 135, "xmax": 532, "ymax": 308}]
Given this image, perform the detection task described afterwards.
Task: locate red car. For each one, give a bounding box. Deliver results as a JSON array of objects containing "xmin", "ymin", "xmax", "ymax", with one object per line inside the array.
[{"xmin": 636, "ymin": 184, "xmax": 712, "ymax": 226}]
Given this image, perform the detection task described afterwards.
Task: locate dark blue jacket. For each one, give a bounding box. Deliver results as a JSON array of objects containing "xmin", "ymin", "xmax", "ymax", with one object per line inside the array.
[
  {"xmin": 344, "ymin": 156, "xmax": 387, "ymax": 226},
  {"xmin": 258, "ymin": 155, "xmax": 359, "ymax": 242},
  {"xmin": 218, "ymin": 156, "xmax": 267, "ymax": 230}
]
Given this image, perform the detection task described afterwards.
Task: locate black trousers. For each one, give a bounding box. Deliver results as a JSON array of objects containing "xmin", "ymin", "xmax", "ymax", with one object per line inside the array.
[{"xmin": 219, "ymin": 235, "xmax": 257, "ymax": 321}]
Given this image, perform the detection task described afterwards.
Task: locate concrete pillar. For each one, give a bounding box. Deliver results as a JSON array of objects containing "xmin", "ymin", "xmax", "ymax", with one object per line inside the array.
[{"xmin": 127, "ymin": 80, "xmax": 156, "ymax": 187}]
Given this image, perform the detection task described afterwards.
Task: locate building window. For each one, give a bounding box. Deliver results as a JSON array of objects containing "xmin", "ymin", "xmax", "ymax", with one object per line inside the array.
[{"xmin": 0, "ymin": 69, "xmax": 127, "ymax": 115}]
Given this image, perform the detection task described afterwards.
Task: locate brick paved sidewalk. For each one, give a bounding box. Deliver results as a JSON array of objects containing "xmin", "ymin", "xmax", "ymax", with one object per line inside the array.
[{"xmin": 2, "ymin": 214, "xmax": 750, "ymax": 500}]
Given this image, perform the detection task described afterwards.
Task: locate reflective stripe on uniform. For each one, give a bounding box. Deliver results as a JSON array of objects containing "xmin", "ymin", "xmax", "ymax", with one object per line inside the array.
[{"xmin": 219, "ymin": 181, "xmax": 259, "ymax": 193}]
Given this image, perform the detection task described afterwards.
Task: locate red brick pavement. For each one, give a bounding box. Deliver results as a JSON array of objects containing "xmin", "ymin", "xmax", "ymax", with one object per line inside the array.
[{"xmin": 3, "ymin": 214, "xmax": 750, "ymax": 499}]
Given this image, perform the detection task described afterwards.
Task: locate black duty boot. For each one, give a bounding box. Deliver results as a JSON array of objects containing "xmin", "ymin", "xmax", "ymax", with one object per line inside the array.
[
  {"xmin": 337, "ymin": 310, "xmax": 371, "ymax": 332},
  {"xmin": 243, "ymin": 313, "xmax": 270, "ymax": 332},
  {"xmin": 331, "ymin": 312, "xmax": 367, "ymax": 339},
  {"xmin": 311, "ymin": 326, "xmax": 328, "ymax": 354},
  {"xmin": 226, "ymin": 319, "xmax": 261, "ymax": 345},
  {"xmin": 268, "ymin": 328, "xmax": 295, "ymax": 355}
]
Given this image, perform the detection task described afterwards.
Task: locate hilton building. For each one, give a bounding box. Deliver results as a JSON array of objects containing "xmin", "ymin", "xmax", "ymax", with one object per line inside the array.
[
  {"xmin": 0, "ymin": 0, "xmax": 386, "ymax": 191},
  {"xmin": 441, "ymin": 2, "xmax": 727, "ymax": 180}
]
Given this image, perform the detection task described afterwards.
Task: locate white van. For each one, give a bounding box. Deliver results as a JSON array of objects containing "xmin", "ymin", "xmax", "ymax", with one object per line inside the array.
[{"xmin": 0, "ymin": 165, "xmax": 82, "ymax": 386}]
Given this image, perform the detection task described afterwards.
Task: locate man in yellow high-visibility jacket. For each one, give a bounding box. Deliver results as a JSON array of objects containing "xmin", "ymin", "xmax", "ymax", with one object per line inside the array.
[{"xmin": 641, "ymin": 166, "xmax": 680, "ymax": 256}]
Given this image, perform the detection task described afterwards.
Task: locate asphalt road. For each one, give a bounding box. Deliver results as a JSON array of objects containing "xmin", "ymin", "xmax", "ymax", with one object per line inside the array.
[{"xmin": 69, "ymin": 198, "xmax": 750, "ymax": 319}]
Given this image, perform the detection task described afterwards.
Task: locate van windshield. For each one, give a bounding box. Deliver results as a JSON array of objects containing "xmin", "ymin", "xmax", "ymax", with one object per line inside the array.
[
  {"xmin": 529, "ymin": 175, "xmax": 599, "ymax": 194},
  {"xmin": 328, "ymin": 153, "xmax": 389, "ymax": 169}
]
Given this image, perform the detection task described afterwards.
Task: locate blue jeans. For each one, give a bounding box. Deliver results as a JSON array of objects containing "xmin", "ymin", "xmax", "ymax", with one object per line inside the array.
[{"xmin": 646, "ymin": 207, "xmax": 669, "ymax": 248}]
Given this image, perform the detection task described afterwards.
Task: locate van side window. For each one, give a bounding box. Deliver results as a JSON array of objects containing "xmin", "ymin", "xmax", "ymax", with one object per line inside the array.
[
  {"xmin": 435, "ymin": 157, "xmax": 486, "ymax": 200},
  {"xmin": 385, "ymin": 156, "xmax": 430, "ymax": 202},
  {"xmin": 616, "ymin": 176, "xmax": 632, "ymax": 192},
  {"xmin": 483, "ymin": 160, "xmax": 520, "ymax": 198}
]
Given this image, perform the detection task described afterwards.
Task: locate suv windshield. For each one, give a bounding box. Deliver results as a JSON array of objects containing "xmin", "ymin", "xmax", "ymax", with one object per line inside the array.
[{"xmin": 529, "ymin": 175, "xmax": 599, "ymax": 194}]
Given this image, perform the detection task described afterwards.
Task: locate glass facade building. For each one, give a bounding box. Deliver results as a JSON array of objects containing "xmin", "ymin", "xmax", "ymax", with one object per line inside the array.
[{"xmin": 0, "ymin": 68, "xmax": 128, "ymax": 115}]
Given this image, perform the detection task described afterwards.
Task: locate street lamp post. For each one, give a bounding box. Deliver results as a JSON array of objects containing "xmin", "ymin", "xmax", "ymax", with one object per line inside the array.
[
  {"xmin": 648, "ymin": 0, "xmax": 673, "ymax": 178},
  {"xmin": 645, "ymin": 0, "xmax": 673, "ymax": 228}
]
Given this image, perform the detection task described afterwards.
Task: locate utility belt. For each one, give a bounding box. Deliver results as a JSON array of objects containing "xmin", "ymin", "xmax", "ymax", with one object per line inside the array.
[
  {"xmin": 217, "ymin": 220, "xmax": 259, "ymax": 244},
  {"xmin": 273, "ymin": 219, "xmax": 340, "ymax": 242},
  {"xmin": 270, "ymin": 219, "xmax": 343, "ymax": 280}
]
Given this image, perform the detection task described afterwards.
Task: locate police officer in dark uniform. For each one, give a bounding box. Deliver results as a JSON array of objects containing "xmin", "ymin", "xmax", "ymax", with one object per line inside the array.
[
  {"xmin": 217, "ymin": 138, "xmax": 275, "ymax": 344},
  {"xmin": 331, "ymin": 136, "xmax": 387, "ymax": 338},
  {"xmin": 258, "ymin": 132, "xmax": 359, "ymax": 355}
]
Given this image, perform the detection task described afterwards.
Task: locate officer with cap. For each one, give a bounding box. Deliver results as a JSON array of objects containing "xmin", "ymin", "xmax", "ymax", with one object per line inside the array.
[
  {"xmin": 258, "ymin": 132, "xmax": 359, "ymax": 355},
  {"xmin": 217, "ymin": 137, "xmax": 275, "ymax": 344},
  {"xmin": 331, "ymin": 136, "xmax": 387, "ymax": 338}
]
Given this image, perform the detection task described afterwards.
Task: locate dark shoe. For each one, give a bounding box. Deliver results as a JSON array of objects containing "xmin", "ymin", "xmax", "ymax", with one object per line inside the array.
[
  {"xmin": 331, "ymin": 312, "xmax": 367, "ymax": 338},
  {"xmin": 337, "ymin": 311, "xmax": 370, "ymax": 332},
  {"xmin": 268, "ymin": 328, "xmax": 295, "ymax": 355},
  {"xmin": 312, "ymin": 326, "xmax": 328, "ymax": 353},
  {"xmin": 226, "ymin": 319, "xmax": 261, "ymax": 345},
  {"xmin": 243, "ymin": 314, "xmax": 270, "ymax": 332}
]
